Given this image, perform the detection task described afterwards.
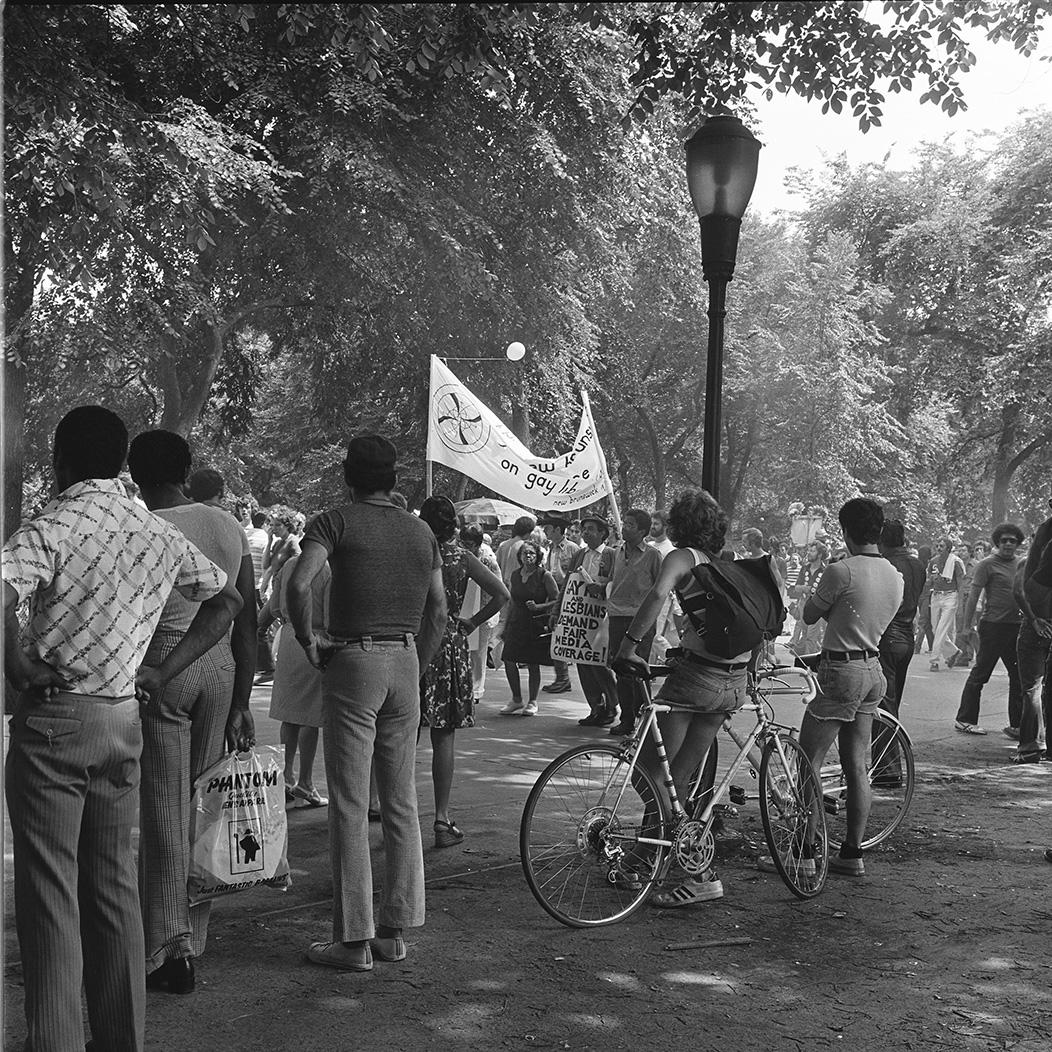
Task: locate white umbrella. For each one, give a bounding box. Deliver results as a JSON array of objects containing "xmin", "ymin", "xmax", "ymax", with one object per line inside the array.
[{"xmin": 454, "ymin": 498, "xmax": 534, "ymax": 525}]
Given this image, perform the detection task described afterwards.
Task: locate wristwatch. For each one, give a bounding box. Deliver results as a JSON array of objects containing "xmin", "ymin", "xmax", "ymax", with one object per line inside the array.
[{"xmin": 295, "ymin": 634, "xmax": 314, "ymax": 648}]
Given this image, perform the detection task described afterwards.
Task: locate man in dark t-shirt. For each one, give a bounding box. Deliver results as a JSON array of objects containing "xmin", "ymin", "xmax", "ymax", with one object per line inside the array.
[
  {"xmin": 878, "ymin": 519, "xmax": 927, "ymax": 724},
  {"xmin": 954, "ymin": 523, "xmax": 1025, "ymax": 735},
  {"xmin": 288, "ymin": 435, "xmax": 446, "ymax": 973}
]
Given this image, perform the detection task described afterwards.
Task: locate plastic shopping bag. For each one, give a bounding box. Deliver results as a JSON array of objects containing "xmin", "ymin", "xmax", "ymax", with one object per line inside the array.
[{"xmin": 188, "ymin": 745, "xmax": 291, "ymax": 904}]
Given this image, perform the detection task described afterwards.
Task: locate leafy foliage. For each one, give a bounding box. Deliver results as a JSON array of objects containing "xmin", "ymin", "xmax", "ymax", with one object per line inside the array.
[{"xmin": 6, "ymin": 2, "xmax": 1051, "ymax": 544}]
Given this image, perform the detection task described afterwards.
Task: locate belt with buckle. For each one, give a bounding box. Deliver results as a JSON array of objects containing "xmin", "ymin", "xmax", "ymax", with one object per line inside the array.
[
  {"xmin": 332, "ymin": 633, "xmax": 414, "ymax": 646},
  {"xmin": 822, "ymin": 649, "xmax": 878, "ymax": 662},
  {"xmin": 674, "ymin": 649, "xmax": 751, "ymax": 673}
]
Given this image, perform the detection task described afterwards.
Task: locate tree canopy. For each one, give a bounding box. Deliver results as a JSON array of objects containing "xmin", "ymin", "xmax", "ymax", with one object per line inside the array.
[{"xmin": 6, "ymin": 2, "xmax": 1052, "ymax": 541}]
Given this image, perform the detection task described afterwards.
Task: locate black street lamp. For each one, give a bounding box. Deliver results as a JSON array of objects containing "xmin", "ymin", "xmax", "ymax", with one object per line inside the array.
[{"xmin": 685, "ymin": 115, "xmax": 761, "ymax": 500}]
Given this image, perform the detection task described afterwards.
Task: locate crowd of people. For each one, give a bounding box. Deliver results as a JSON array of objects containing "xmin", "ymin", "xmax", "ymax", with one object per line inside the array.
[{"xmin": 5, "ymin": 406, "xmax": 1052, "ymax": 1051}]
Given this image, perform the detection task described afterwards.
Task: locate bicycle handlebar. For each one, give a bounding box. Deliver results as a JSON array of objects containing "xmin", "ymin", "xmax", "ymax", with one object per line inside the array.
[{"xmin": 753, "ymin": 665, "xmax": 818, "ymax": 704}]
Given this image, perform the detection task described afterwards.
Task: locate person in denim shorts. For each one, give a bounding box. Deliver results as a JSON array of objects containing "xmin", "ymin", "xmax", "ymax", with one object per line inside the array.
[
  {"xmin": 614, "ymin": 489, "xmax": 752, "ymax": 908},
  {"xmin": 798, "ymin": 499, "xmax": 904, "ymax": 876}
]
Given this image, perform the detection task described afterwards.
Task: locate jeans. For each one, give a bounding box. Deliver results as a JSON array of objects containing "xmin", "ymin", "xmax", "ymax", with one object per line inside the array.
[
  {"xmin": 811, "ymin": 656, "xmax": 886, "ymax": 721},
  {"xmin": 955, "ymin": 596, "xmax": 975, "ymax": 662},
  {"xmin": 323, "ymin": 640, "xmax": 425, "ymax": 942},
  {"xmin": 877, "ymin": 627, "xmax": 914, "ymax": 776},
  {"xmin": 956, "ymin": 620, "xmax": 1023, "ymax": 727},
  {"xmin": 1016, "ymin": 622, "xmax": 1050, "ymax": 751}
]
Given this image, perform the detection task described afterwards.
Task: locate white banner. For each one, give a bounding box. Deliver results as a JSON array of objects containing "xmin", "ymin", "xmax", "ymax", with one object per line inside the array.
[{"xmin": 427, "ymin": 356, "xmax": 614, "ymax": 512}]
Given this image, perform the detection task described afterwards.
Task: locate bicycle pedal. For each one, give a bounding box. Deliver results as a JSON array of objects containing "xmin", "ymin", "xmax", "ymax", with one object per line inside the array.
[
  {"xmin": 823, "ymin": 793, "xmax": 842, "ymax": 816},
  {"xmin": 713, "ymin": 803, "xmax": 739, "ymax": 819},
  {"xmin": 729, "ymin": 785, "xmax": 747, "ymax": 805}
]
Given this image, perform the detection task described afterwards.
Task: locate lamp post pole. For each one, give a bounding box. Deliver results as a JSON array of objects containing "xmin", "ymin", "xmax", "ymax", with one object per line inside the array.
[
  {"xmin": 701, "ymin": 271, "xmax": 728, "ymax": 498},
  {"xmin": 684, "ymin": 116, "xmax": 761, "ymax": 502}
]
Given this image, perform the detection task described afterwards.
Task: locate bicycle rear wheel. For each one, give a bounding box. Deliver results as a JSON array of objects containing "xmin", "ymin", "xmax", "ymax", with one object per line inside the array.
[
  {"xmin": 520, "ymin": 743, "xmax": 668, "ymax": 927},
  {"xmin": 758, "ymin": 734, "xmax": 828, "ymax": 899},
  {"xmin": 819, "ymin": 710, "xmax": 915, "ymax": 849}
]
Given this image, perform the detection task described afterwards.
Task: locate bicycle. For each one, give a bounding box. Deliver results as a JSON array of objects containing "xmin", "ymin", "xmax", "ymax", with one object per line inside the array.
[
  {"xmin": 519, "ymin": 663, "xmax": 827, "ymax": 928},
  {"xmin": 736, "ymin": 645, "xmax": 917, "ymax": 848},
  {"xmin": 695, "ymin": 684, "xmax": 915, "ymax": 850}
]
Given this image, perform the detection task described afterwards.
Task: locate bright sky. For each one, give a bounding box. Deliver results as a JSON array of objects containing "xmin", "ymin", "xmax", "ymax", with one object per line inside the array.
[{"xmin": 746, "ymin": 31, "xmax": 1052, "ymax": 216}]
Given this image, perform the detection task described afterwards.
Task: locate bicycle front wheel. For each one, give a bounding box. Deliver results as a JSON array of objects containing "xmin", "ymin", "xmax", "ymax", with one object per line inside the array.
[
  {"xmin": 520, "ymin": 744, "xmax": 668, "ymax": 927},
  {"xmin": 819, "ymin": 710, "xmax": 915, "ymax": 849},
  {"xmin": 758, "ymin": 734, "xmax": 828, "ymax": 899}
]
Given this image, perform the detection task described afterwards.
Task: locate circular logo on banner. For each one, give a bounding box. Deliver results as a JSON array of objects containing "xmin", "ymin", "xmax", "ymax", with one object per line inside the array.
[{"xmin": 433, "ymin": 384, "xmax": 490, "ymax": 454}]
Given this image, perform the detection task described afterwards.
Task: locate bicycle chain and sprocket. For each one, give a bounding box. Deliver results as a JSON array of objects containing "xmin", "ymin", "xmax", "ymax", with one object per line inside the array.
[{"xmin": 673, "ymin": 820, "xmax": 715, "ymax": 875}]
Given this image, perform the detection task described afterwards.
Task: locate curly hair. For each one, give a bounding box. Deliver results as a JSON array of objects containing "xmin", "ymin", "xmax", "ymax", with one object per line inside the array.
[
  {"xmin": 991, "ymin": 522, "xmax": 1024, "ymax": 545},
  {"xmin": 188, "ymin": 468, "xmax": 224, "ymax": 502},
  {"xmin": 268, "ymin": 505, "xmax": 298, "ymax": 532},
  {"xmin": 517, "ymin": 540, "xmax": 544, "ymax": 566},
  {"xmin": 56, "ymin": 406, "xmax": 129, "ymax": 481},
  {"xmin": 419, "ymin": 495, "xmax": 458, "ymax": 544},
  {"xmin": 128, "ymin": 430, "xmax": 191, "ymax": 488},
  {"xmin": 665, "ymin": 489, "xmax": 727, "ymax": 554},
  {"xmin": 880, "ymin": 519, "xmax": 906, "ymax": 549},
  {"xmin": 460, "ymin": 524, "xmax": 485, "ymax": 549},
  {"xmin": 839, "ymin": 498, "xmax": 884, "ymax": 546}
]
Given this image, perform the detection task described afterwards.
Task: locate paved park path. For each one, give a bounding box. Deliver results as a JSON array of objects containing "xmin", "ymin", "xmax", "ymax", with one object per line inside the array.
[{"xmin": 5, "ymin": 653, "xmax": 1050, "ymax": 1051}]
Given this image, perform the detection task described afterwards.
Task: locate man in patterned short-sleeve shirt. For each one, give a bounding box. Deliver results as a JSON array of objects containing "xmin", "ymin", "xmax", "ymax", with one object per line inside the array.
[{"xmin": 3, "ymin": 406, "xmax": 242, "ymax": 1052}]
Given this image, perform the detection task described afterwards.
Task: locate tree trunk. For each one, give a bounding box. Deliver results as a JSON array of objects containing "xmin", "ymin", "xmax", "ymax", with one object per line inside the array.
[
  {"xmin": 3, "ymin": 229, "xmax": 40, "ymax": 539},
  {"xmin": 510, "ymin": 366, "xmax": 531, "ymax": 445},
  {"xmin": 158, "ymin": 319, "xmax": 226, "ymax": 436},
  {"xmin": 636, "ymin": 406, "xmax": 665, "ymax": 510},
  {"xmin": 3, "ymin": 355, "xmax": 28, "ymax": 541},
  {"xmin": 990, "ymin": 406, "xmax": 1052, "ymax": 526},
  {"xmin": 990, "ymin": 401, "xmax": 1021, "ymax": 525}
]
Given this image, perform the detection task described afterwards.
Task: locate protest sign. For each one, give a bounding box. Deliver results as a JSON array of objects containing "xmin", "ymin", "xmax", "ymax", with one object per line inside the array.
[{"xmin": 551, "ymin": 572, "xmax": 609, "ymax": 667}]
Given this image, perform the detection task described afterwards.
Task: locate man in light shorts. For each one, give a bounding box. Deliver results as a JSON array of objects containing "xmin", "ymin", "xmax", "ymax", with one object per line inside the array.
[{"xmin": 798, "ymin": 498, "xmax": 903, "ymax": 876}]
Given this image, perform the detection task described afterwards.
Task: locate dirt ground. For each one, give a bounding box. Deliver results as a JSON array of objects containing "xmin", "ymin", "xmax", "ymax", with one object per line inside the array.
[{"xmin": 5, "ymin": 691, "xmax": 1052, "ymax": 1051}]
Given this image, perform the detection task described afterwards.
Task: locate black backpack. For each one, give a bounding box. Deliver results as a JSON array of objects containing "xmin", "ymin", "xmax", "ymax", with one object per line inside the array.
[{"xmin": 677, "ymin": 554, "xmax": 786, "ymax": 659}]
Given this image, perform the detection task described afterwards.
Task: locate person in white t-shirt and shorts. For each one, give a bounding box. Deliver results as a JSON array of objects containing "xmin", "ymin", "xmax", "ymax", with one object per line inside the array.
[{"xmin": 798, "ymin": 499, "xmax": 904, "ymax": 877}]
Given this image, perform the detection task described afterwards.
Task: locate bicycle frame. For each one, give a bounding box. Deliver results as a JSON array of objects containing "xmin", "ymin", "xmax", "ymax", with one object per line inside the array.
[{"xmin": 601, "ymin": 696, "xmax": 786, "ymax": 853}]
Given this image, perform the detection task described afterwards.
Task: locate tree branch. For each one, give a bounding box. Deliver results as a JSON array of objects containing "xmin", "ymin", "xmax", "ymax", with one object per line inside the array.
[{"xmin": 1005, "ymin": 431, "xmax": 1052, "ymax": 478}]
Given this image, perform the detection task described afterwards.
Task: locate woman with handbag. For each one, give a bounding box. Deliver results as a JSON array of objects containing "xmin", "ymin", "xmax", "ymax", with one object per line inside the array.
[{"xmin": 500, "ymin": 541, "xmax": 559, "ymax": 716}]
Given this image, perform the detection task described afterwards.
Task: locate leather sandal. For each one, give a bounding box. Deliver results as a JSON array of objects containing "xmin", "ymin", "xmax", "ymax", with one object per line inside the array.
[{"xmin": 434, "ymin": 819, "xmax": 464, "ymax": 848}]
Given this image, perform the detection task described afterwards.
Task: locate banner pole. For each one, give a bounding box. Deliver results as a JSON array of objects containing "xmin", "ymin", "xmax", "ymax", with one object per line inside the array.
[
  {"xmin": 582, "ymin": 390, "xmax": 621, "ymax": 535},
  {"xmin": 425, "ymin": 354, "xmax": 436, "ymax": 498}
]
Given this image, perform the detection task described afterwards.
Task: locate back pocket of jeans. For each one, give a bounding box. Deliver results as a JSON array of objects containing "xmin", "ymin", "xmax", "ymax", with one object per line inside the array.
[{"xmin": 23, "ymin": 715, "xmax": 82, "ymax": 741}]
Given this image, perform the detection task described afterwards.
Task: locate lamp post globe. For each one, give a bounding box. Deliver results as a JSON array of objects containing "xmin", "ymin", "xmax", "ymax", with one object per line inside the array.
[{"xmin": 684, "ymin": 115, "xmax": 761, "ymax": 500}]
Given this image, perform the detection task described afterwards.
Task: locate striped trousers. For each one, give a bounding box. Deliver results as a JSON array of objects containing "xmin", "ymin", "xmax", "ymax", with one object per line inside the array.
[
  {"xmin": 323, "ymin": 640, "xmax": 426, "ymax": 942},
  {"xmin": 138, "ymin": 631, "xmax": 235, "ymax": 970},
  {"xmin": 6, "ymin": 692, "xmax": 145, "ymax": 1052}
]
